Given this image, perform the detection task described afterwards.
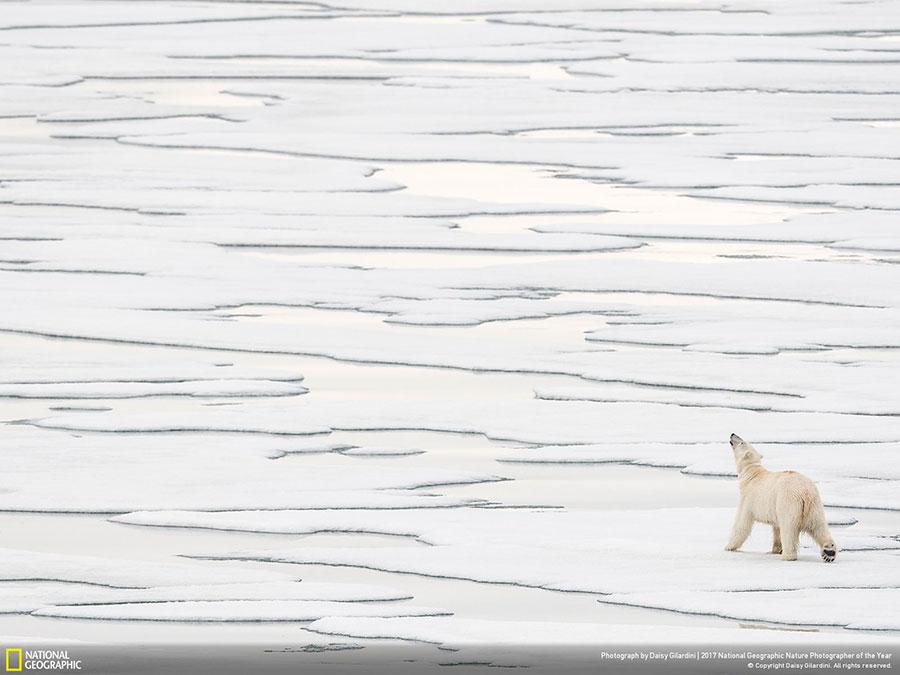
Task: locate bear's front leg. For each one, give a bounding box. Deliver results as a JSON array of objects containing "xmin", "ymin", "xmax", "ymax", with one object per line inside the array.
[
  {"xmin": 770, "ymin": 525, "xmax": 782, "ymax": 555},
  {"xmin": 725, "ymin": 502, "xmax": 753, "ymax": 552}
]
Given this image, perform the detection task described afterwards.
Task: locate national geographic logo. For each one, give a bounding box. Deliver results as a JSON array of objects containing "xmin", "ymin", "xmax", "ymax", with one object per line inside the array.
[
  {"xmin": 4, "ymin": 649, "xmax": 82, "ymax": 671},
  {"xmin": 4, "ymin": 649, "xmax": 20, "ymax": 673}
]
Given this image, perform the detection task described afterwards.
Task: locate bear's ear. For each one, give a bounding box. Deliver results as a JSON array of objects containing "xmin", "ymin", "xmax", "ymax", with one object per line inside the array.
[{"xmin": 741, "ymin": 449, "xmax": 754, "ymax": 462}]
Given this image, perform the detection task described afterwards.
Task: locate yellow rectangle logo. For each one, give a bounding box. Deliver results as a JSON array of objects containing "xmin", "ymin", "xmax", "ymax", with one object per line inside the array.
[{"xmin": 5, "ymin": 648, "xmax": 22, "ymax": 672}]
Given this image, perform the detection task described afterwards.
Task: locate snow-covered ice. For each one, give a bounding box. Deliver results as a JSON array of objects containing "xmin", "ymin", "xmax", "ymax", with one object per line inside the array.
[{"xmin": 1, "ymin": 0, "xmax": 898, "ymax": 656}]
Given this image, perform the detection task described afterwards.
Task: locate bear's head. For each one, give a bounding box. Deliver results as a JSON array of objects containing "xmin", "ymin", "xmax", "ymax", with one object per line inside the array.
[{"xmin": 729, "ymin": 433, "xmax": 762, "ymax": 471}]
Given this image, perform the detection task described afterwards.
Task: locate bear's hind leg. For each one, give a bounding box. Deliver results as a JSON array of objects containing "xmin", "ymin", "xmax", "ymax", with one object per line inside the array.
[
  {"xmin": 808, "ymin": 521, "xmax": 837, "ymax": 563},
  {"xmin": 778, "ymin": 515, "xmax": 800, "ymax": 561},
  {"xmin": 770, "ymin": 525, "xmax": 782, "ymax": 555}
]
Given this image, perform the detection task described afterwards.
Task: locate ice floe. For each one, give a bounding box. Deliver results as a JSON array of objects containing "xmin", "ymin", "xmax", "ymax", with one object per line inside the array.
[
  {"xmin": 306, "ymin": 616, "xmax": 898, "ymax": 647},
  {"xmin": 2, "ymin": 0, "xmax": 898, "ymax": 646},
  {"xmin": 33, "ymin": 600, "xmax": 448, "ymax": 623},
  {"xmin": 115, "ymin": 506, "xmax": 900, "ymax": 633},
  {"xmin": 601, "ymin": 589, "xmax": 900, "ymax": 632}
]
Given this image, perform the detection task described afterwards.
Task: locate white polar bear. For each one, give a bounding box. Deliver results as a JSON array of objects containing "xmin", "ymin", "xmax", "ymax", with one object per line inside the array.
[{"xmin": 725, "ymin": 433, "xmax": 836, "ymax": 562}]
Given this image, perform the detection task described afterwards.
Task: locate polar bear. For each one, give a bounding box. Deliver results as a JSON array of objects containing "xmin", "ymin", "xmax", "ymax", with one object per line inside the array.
[{"xmin": 725, "ymin": 433, "xmax": 836, "ymax": 562}]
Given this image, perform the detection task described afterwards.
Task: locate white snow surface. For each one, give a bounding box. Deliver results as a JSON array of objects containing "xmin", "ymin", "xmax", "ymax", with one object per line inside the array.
[{"xmin": 1, "ymin": 0, "xmax": 898, "ymax": 646}]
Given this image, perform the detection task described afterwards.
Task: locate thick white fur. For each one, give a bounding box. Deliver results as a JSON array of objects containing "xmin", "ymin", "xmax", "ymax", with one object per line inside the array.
[{"xmin": 725, "ymin": 434, "xmax": 836, "ymax": 562}]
